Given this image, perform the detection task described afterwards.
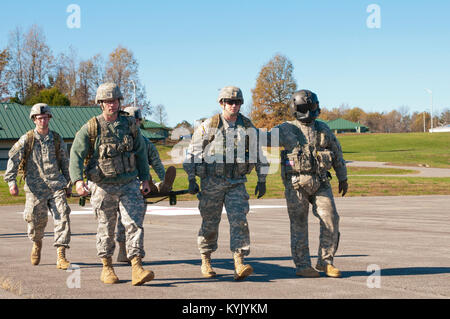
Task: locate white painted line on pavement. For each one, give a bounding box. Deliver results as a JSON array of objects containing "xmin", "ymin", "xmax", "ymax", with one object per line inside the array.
[{"xmin": 15, "ymin": 205, "xmax": 287, "ymax": 216}]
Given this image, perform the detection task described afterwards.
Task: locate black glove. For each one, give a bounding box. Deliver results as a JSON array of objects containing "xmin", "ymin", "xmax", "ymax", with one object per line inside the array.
[
  {"xmin": 188, "ymin": 179, "xmax": 200, "ymax": 195},
  {"xmin": 254, "ymin": 182, "xmax": 266, "ymax": 199},
  {"xmin": 338, "ymin": 179, "xmax": 348, "ymax": 197}
]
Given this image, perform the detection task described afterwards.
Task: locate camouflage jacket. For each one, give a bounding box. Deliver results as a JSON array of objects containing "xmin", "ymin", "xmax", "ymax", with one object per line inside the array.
[
  {"xmin": 269, "ymin": 119, "xmax": 347, "ymax": 182},
  {"xmin": 69, "ymin": 114, "xmax": 150, "ymax": 184},
  {"xmin": 183, "ymin": 113, "xmax": 268, "ymax": 183},
  {"xmin": 4, "ymin": 129, "xmax": 71, "ymax": 193}
]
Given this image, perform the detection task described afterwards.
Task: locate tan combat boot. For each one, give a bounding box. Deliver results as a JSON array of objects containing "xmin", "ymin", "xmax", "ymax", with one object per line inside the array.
[
  {"xmin": 100, "ymin": 257, "xmax": 120, "ymax": 284},
  {"xmin": 30, "ymin": 240, "xmax": 42, "ymax": 266},
  {"xmin": 200, "ymin": 252, "xmax": 216, "ymax": 278},
  {"xmin": 131, "ymin": 256, "xmax": 154, "ymax": 286},
  {"xmin": 116, "ymin": 242, "xmax": 130, "ymax": 264},
  {"xmin": 56, "ymin": 246, "xmax": 70, "ymax": 270},
  {"xmin": 233, "ymin": 253, "xmax": 253, "ymax": 281},
  {"xmin": 296, "ymin": 266, "xmax": 320, "ymax": 278},
  {"xmin": 316, "ymin": 264, "xmax": 342, "ymax": 278}
]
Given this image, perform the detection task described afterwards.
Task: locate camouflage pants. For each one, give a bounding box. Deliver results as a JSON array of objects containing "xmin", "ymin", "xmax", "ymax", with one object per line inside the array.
[
  {"xmin": 284, "ymin": 180, "xmax": 340, "ymax": 271},
  {"xmin": 90, "ymin": 179, "xmax": 147, "ymax": 259},
  {"xmin": 197, "ymin": 176, "xmax": 250, "ymax": 256},
  {"xmin": 115, "ymin": 183, "xmax": 164, "ymax": 243},
  {"xmin": 23, "ymin": 189, "xmax": 71, "ymax": 247},
  {"xmin": 116, "ymin": 215, "xmax": 126, "ymax": 243}
]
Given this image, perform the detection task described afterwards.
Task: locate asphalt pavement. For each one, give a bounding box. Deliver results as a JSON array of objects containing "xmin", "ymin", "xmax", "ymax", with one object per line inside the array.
[{"xmin": 0, "ymin": 195, "xmax": 449, "ymax": 300}]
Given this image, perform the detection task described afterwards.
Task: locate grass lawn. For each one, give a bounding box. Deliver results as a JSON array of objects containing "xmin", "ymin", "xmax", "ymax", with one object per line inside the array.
[
  {"xmin": 336, "ymin": 132, "xmax": 450, "ymax": 168},
  {"xmin": 1, "ymin": 131, "xmax": 449, "ymax": 206}
]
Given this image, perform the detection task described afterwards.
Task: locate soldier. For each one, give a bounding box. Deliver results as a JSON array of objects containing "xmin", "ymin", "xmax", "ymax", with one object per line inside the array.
[
  {"xmin": 4, "ymin": 103, "xmax": 72, "ymax": 270},
  {"xmin": 69, "ymin": 83, "xmax": 154, "ymax": 286},
  {"xmin": 183, "ymin": 86, "xmax": 268, "ymax": 281},
  {"xmin": 115, "ymin": 106, "xmax": 176, "ymax": 263},
  {"xmin": 269, "ymin": 89, "xmax": 348, "ymax": 278}
]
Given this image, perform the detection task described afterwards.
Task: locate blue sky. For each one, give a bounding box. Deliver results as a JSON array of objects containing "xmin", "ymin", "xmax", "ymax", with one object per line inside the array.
[{"xmin": 1, "ymin": 0, "xmax": 449, "ymax": 127}]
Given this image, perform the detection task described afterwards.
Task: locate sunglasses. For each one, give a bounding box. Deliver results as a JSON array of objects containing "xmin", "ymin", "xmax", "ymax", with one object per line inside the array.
[{"xmin": 223, "ymin": 99, "xmax": 242, "ymax": 106}]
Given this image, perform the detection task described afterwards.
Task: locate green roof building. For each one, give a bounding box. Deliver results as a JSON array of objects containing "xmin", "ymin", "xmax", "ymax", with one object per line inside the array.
[
  {"xmin": 0, "ymin": 103, "xmax": 168, "ymax": 169},
  {"xmin": 325, "ymin": 118, "xmax": 369, "ymax": 133}
]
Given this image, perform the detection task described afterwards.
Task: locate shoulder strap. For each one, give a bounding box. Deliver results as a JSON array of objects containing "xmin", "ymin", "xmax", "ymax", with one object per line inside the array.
[
  {"xmin": 85, "ymin": 116, "xmax": 99, "ymax": 166},
  {"xmin": 125, "ymin": 115, "xmax": 138, "ymax": 139},
  {"xmin": 202, "ymin": 114, "xmax": 222, "ymax": 150},
  {"xmin": 18, "ymin": 130, "xmax": 35, "ymax": 180},
  {"xmin": 239, "ymin": 113, "xmax": 253, "ymax": 129}
]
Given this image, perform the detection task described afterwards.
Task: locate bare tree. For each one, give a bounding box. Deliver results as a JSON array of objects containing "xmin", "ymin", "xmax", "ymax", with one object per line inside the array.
[
  {"xmin": 104, "ymin": 45, "xmax": 151, "ymax": 115},
  {"xmin": 6, "ymin": 25, "xmax": 53, "ymax": 103},
  {"xmin": 0, "ymin": 49, "xmax": 9, "ymax": 99},
  {"xmin": 154, "ymin": 104, "xmax": 168, "ymax": 126}
]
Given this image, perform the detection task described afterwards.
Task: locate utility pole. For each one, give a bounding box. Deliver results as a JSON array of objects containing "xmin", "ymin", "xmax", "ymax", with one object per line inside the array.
[{"xmin": 425, "ymin": 89, "xmax": 433, "ymax": 133}]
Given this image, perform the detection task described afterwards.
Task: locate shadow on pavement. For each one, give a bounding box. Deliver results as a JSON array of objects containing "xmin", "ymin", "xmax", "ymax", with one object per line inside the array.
[{"xmin": 343, "ymin": 267, "xmax": 450, "ymax": 278}]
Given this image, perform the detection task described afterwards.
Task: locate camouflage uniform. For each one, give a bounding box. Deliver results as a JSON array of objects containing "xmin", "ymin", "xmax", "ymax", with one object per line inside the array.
[
  {"xmin": 269, "ymin": 90, "xmax": 347, "ymax": 273},
  {"xmin": 116, "ymin": 135, "xmax": 165, "ymax": 244},
  {"xmin": 69, "ymin": 114, "xmax": 150, "ymax": 259},
  {"xmin": 184, "ymin": 113, "xmax": 268, "ymax": 256},
  {"xmin": 4, "ymin": 130, "xmax": 71, "ymax": 247}
]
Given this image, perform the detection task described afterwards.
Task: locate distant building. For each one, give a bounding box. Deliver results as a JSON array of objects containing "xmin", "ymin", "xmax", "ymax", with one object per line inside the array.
[
  {"xmin": 429, "ymin": 124, "xmax": 450, "ymax": 133},
  {"xmin": 0, "ymin": 103, "xmax": 169, "ymax": 169},
  {"xmin": 323, "ymin": 118, "xmax": 370, "ymax": 134}
]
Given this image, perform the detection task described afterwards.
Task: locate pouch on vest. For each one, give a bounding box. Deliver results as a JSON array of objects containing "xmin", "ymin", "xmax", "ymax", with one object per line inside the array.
[
  {"xmin": 86, "ymin": 165, "xmax": 103, "ymax": 183},
  {"xmin": 317, "ymin": 150, "xmax": 333, "ymax": 171},
  {"xmin": 291, "ymin": 174, "xmax": 321, "ymax": 195},
  {"xmin": 298, "ymin": 146, "xmax": 316, "ymax": 174},
  {"xmin": 98, "ymin": 144, "xmax": 121, "ymax": 178}
]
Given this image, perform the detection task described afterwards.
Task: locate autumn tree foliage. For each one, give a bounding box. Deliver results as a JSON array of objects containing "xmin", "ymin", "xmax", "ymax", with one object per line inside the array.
[
  {"xmin": 250, "ymin": 54, "xmax": 297, "ymax": 129},
  {"xmin": 3, "ymin": 26, "xmax": 152, "ymax": 117}
]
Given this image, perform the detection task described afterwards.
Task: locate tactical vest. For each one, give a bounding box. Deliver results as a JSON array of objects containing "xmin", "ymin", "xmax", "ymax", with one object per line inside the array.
[
  {"xmin": 280, "ymin": 121, "xmax": 334, "ymax": 194},
  {"xmin": 85, "ymin": 115, "xmax": 138, "ymax": 183},
  {"xmin": 18, "ymin": 130, "xmax": 62, "ymax": 181},
  {"xmin": 194, "ymin": 113, "xmax": 256, "ymax": 179}
]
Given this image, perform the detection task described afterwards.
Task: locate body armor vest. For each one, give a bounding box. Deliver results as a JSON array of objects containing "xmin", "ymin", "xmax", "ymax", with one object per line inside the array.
[
  {"xmin": 194, "ymin": 113, "xmax": 256, "ymax": 179},
  {"xmin": 86, "ymin": 115, "xmax": 137, "ymax": 182},
  {"xmin": 280, "ymin": 121, "xmax": 334, "ymax": 194}
]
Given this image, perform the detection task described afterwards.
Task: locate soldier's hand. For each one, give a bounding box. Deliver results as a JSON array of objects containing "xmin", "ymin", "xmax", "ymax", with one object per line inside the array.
[
  {"xmin": 75, "ymin": 180, "xmax": 90, "ymax": 197},
  {"xmin": 141, "ymin": 180, "xmax": 151, "ymax": 196},
  {"xmin": 255, "ymin": 182, "xmax": 266, "ymax": 199},
  {"xmin": 188, "ymin": 179, "xmax": 199, "ymax": 195},
  {"xmin": 338, "ymin": 179, "xmax": 348, "ymax": 197},
  {"xmin": 9, "ymin": 184, "xmax": 19, "ymax": 196}
]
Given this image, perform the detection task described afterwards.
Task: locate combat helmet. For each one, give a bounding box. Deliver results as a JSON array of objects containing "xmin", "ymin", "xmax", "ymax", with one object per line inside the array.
[
  {"xmin": 29, "ymin": 103, "xmax": 52, "ymax": 120},
  {"xmin": 217, "ymin": 86, "xmax": 244, "ymax": 104},
  {"xmin": 95, "ymin": 83, "xmax": 123, "ymax": 104},
  {"xmin": 123, "ymin": 106, "xmax": 142, "ymax": 120},
  {"xmin": 289, "ymin": 90, "xmax": 320, "ymax": 122}
]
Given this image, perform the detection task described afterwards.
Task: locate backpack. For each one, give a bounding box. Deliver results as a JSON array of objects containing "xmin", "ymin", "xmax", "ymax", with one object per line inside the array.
[{"xmin": 18, "ymin": 130, "xmax": 62, "ymax": 181}]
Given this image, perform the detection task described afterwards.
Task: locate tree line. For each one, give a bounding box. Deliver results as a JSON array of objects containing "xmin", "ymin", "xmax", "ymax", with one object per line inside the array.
[
  {"xmin": 0, "ymin": 25, "xmax": 152, "ymax": 117},
  {"xmin": 248, "ymin": 54, "xmax": 449, "ymax": 133}
]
